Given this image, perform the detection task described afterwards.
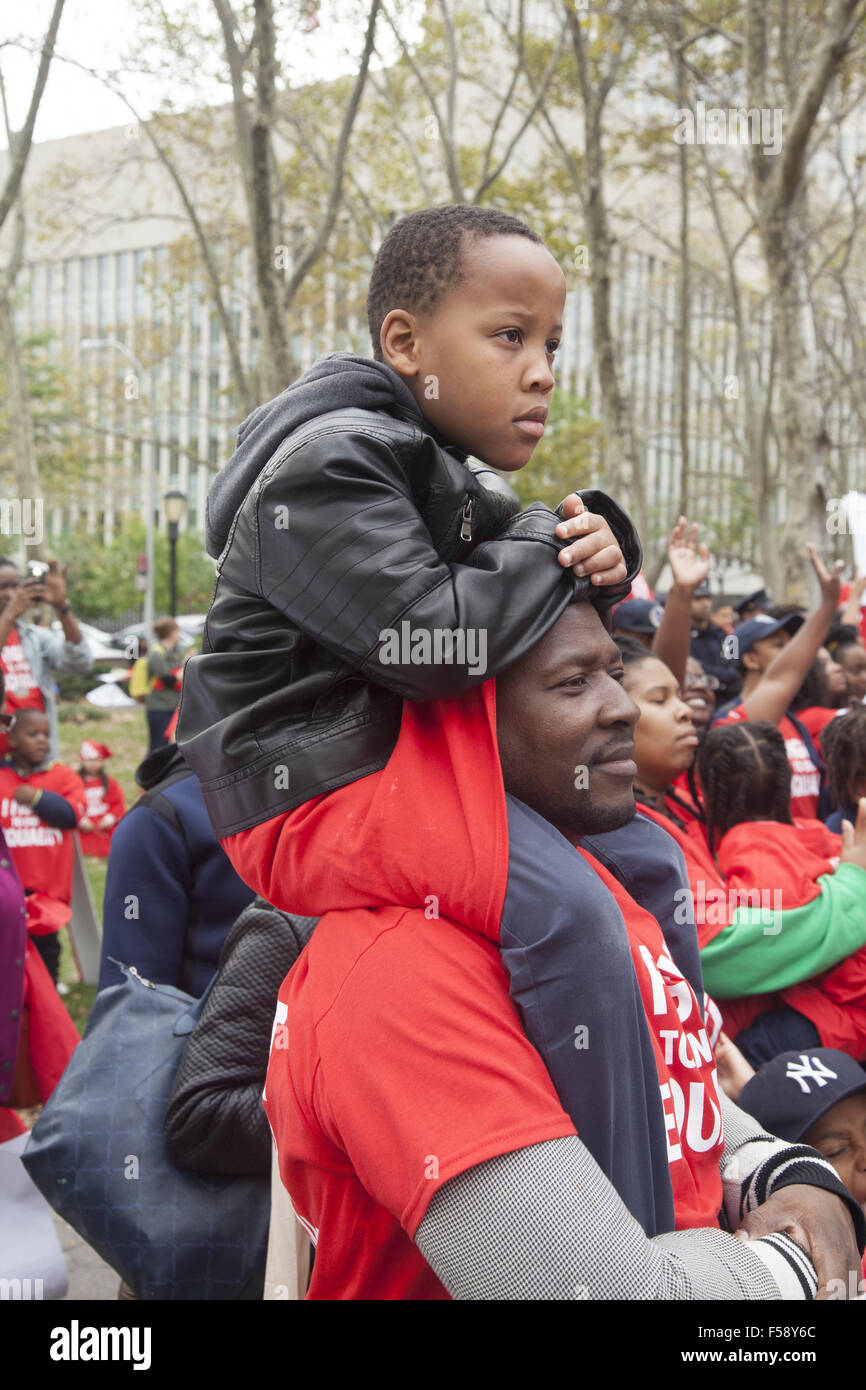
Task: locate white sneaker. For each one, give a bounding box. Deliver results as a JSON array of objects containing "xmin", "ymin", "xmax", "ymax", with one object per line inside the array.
[{"xmin": 56, "ymin": 981, "xmax": 70, "ymax": 995}]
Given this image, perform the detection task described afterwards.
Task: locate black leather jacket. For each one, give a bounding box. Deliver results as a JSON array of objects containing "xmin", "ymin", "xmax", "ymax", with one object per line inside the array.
[{"xmin": 177, "ymin": 394, "xmax": 642, "ymax": 839}]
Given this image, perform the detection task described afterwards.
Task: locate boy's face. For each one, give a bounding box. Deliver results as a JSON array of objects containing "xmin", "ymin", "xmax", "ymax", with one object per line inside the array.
[
  {"xmin": 804, "ymin": 1093, "xmax": 866, "ymax": 1212},
  {"xmin": 382, "ymin": 234, "xmax": 566, "ymax": 471},
  {"xmin": 10, "ymin": 712, "xmax": 50, "ymax": 766}
]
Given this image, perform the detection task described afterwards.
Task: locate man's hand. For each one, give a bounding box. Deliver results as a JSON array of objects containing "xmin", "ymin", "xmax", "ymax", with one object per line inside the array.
[
  {"xmin": 13, "ymin": 785, "xmax": 38, "ymax": 805},
  {"xmin": 41, "ymin": 560, "xmax": 68, "ymax": 610},
  {"xmin": 6, "ymin": 578, "xmax": 44, "ymax": 621},
  {"xmin": 98, "ymin": 813, "xmax": 116, "ymax": 829},
  {"xmin": 668, "ymin": 515, "xmax": 710, "ymax": 592},
  {"xmin": 79, "ymin": 817, "xmax": 95, "ymax": 832},
  {"xmin": 807, "ymin": 543, "xmax": 843, "ymax": 608},
  {"xmin": 556, "ymin": 493, "xmax": 627, "ymax": 586},
  {"xmin": 736, "ymin": 1184, "xmax": 860, "ymax": 1299},
  {"xmin": 713, "ymin": 1031, "xmax": 754, "ymax": 1103}
]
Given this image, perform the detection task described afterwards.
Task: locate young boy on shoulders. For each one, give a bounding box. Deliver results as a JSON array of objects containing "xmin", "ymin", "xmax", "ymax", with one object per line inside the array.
[{"xmin": 176, "ymin": 204, "xmax": 642, "ymax": 905}]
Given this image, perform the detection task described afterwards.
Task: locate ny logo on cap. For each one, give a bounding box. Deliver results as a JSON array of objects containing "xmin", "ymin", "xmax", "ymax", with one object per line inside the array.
[{"xmin": 786, "ymin": 1054, "xmax": 838, "ymax": 1094}]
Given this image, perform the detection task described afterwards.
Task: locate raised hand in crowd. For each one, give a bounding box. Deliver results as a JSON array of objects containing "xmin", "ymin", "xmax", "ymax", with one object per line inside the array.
[
  {"xmin": 651, "ymin": 515, "xmax": 711, "ymax": 689},
  {"xmin": 738, "ymin": 544, "xmax": 843, "ymax": 726}
]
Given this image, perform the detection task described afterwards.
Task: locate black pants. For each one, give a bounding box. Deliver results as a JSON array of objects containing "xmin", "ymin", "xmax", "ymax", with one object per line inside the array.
[{"xmin": 31, "ymin": 930, "xmax": 61, "ymax": 985}]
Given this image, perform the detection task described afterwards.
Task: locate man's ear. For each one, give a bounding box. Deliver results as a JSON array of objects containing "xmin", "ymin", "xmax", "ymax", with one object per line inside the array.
[
  {"xmin": 741, "ymin": 651, "xmax": 761, "ymax": 674},
  {"xmin": 380, "ymin": 309, "xmax": 422, "ymax": 379}
]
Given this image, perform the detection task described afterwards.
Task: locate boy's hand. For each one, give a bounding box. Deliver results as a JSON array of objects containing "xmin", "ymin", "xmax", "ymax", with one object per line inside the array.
[
  {"xmin": 668, "ymin": 515, "xmax": 710, "ymax": 592},
  {"xmin": 555, "ymin": 493, "xmax": 627, "ymax": 586}
]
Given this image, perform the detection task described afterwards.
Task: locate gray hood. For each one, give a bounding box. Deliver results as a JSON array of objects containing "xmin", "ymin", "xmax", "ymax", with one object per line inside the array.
[{"xmin": 205, "ymin": 352, "xmax": 425, "ymax": 558}]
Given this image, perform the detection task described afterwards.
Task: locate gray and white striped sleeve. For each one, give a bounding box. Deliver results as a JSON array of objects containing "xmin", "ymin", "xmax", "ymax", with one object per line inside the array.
[{"xmin": 415, "ymin": 1134, "xmax": 816, "ymax": 1301}]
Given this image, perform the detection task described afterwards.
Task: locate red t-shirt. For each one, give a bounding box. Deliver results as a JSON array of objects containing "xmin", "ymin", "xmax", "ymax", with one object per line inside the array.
[
  {"xmin": 0, "ymin": 761, "xmax": 86, "ymax": 933},
  {"xmin": 0, "ymin": 626, "xmax": 45, "ymax": 758},
  {"xmin": 264, "ymin": 872, "xmax": 725, "ymax": 1299},
  {"xmin": 796, "ymin": 706, "xmax": 841, "ymax": 740},
  {"xmin": 715, "ymin": 706, "xmax": 822, "ymax": 819}
]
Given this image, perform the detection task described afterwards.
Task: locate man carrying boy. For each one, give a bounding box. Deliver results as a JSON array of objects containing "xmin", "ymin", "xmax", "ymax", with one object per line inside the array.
[{"xmin": 262, "ymin": 595, "xmax": 864, "ymax": 1298}]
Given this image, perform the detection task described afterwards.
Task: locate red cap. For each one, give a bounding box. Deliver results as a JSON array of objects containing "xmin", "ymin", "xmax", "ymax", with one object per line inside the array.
[{"xmin": 80, "ymin": 740, "xmax": 112, "ymax": 761}]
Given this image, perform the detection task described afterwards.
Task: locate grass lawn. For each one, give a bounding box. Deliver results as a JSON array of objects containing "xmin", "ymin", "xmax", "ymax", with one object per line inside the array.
[{"xmin": 56, "ymin": 704, "xmax": 153, "ymax": 1035}]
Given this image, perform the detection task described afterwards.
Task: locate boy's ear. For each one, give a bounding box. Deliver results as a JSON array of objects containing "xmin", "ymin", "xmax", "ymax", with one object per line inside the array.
[
  {"xmin": 380, "ymin": 309, "xmax": 422, "ymax": 378},
  {"xmin": 741, "ymin": 651, "xmax": 761, "ymax": 673}
]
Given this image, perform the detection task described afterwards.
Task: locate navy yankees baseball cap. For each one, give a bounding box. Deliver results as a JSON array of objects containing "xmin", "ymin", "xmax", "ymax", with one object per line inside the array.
[{"xmin": 739, "ymin": 1048, "xmax": 866, "ymax": 1143}]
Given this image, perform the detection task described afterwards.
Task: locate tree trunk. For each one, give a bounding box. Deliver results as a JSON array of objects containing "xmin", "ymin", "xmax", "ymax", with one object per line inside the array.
[{"xmin": 0, "ymin": 290, "xmax": 47, "ymax": 561}]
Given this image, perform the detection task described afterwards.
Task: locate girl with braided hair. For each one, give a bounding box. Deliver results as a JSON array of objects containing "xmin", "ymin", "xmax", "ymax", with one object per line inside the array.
[
  {"xmin": 617, "ymin": 639, "xmax": 866, "ymax": 1066},
  {"xmin": 697, "ymin": 721, "xmax": 794, "ymax": 856},
  {"xmin": 696, "ymin": 721, "xmax": 866, "ymax": 1065}
]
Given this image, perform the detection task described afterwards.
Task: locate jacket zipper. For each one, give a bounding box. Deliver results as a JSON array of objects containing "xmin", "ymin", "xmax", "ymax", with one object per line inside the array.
[{"xmin": 459, "ymin": 498, "xmax": 473, "ymax": 542}]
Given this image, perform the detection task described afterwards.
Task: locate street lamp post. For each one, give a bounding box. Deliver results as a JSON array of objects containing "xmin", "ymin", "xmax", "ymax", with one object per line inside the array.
[
  {"xmin": 80, "ymin": 336, "xmax": 155, "ymax": 645},
  {"xmin": 163, "ymin": 488, "xmax": 187, "ymax": 618}
]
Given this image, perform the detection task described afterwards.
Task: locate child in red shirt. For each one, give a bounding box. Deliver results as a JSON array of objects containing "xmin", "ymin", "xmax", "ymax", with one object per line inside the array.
[
  {"xmin": 0, "ymin": 708, "xmax": 86, "ymax": 984},
  {"xmin": 76, "ymin": 739, "xmax": 126, "ymax": 856}
]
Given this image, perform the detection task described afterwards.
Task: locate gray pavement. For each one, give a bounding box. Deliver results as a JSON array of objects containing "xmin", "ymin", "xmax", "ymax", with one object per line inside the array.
[{"xmin": 52, "ymin": 1212, "xmax": 119, "ymax": 1301}]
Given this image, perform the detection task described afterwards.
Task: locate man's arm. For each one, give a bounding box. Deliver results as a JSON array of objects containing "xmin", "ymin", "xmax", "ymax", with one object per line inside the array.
[
  {"xmin": 415, "ymin": 1134, "xmax": 828, "ymax": 1300},
  {"xmin": 740, "ymin": 546, "xmax": 841, "ymax": 724},
  {"xmin": 651, "ymin": 517, "xmax": 711, "ymax": 689},
  {"xmin": 98, "ymin": 806, "xmax": 191, "ymax": 991}
]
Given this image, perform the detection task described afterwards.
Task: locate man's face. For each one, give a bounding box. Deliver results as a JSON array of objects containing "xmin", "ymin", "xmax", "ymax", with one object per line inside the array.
[
  {"xmin": 744, "ymin": 630, "xmax": 789, "ymax": 674},
  {"xmin": 0, "ymin": 564, "xmax": 20, "ymax": 611},
  {"xmin": 804, "ymin": 1093, "xmax": 866, "ymax": 1213},
  {"xmin": 384, "ymin": 234, "xmax": 566, "ymax": 472},
  {"xmin": 691, "ymin": 595, "xmax": 712, "ymax": 627},
  {"xmin": 682, "ymin": 656, "xmax": 715, "ymax": 732},
  {"xmin": 495, "ymin": 602, "xmax": 639, "ymax": 843},
  {"xmin": 817, "ymin": 645, "xmax": 847, "ymax": 701},
  {"xmin": 624, "ymin": 654, "xmax": 699, "ymax": 788},
  {"xmin": 9, "ymin": 712, "xmax": 50, "ymax": 766}
]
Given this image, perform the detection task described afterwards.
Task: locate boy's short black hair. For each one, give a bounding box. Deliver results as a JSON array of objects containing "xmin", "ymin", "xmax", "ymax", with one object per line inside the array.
[{"xmin": 366, "ymin": 203, "xmax": 544, "ymax": 362}]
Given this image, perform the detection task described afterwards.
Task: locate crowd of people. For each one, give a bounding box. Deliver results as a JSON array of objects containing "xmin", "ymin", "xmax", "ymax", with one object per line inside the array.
[{"xmin": 6, "ymin": 202, "xmax": 866, "ymax": 1302}]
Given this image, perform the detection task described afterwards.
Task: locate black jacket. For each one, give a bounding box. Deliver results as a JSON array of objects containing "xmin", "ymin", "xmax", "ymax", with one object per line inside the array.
[
  {"xmin": 164, "ymin": 896, "xmax": 316, "ymax": 1176},
  {"xmin": 176, "ymin": 353, "xmax": 643, "ymax": 839}
]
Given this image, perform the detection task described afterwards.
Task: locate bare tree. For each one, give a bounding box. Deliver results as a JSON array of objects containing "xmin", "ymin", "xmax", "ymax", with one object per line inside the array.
[
  {"xmin": 0, "ymin": 0, "xmax": 66, "ymax": 234},
  {"xmin": 747, "ymin": 0, "xmax": 866, "ymax": 601},
  {"xmin": 213, "ymin": 0, "xmax": 382, "ymax": 399},
  {"xmin": 0, "ymin": 72, "xmax": 46, "ymax": 557}
]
